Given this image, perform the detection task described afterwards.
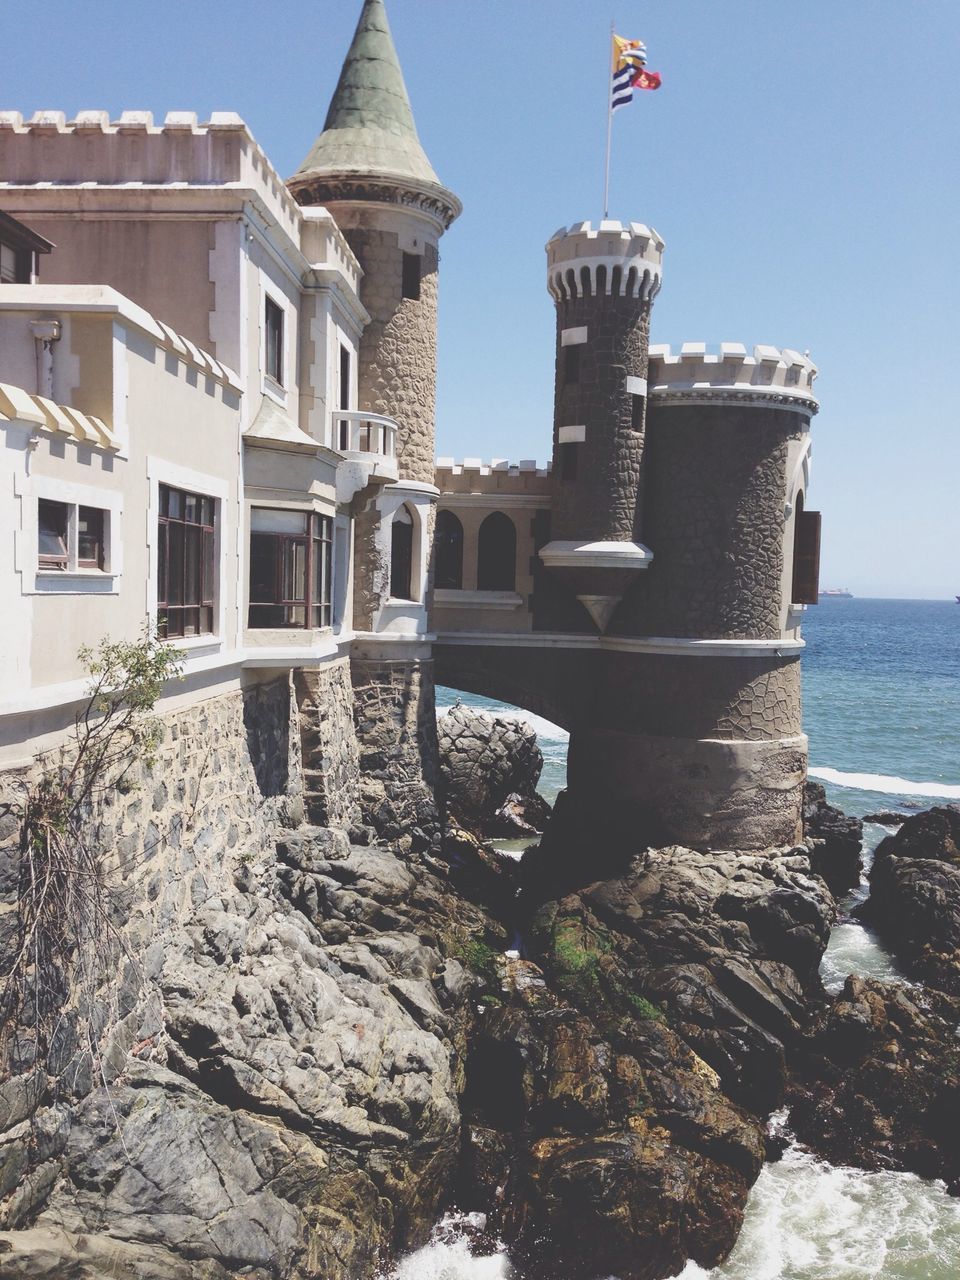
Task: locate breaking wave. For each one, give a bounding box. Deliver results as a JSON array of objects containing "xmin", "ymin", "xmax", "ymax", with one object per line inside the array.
[{"xmin": 808, "ymin": 766, "xmax": 960, "ymax": 801}]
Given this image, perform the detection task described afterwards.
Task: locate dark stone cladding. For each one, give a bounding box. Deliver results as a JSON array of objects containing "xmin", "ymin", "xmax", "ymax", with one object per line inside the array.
[
  {"xmin": 614, "ymin": 403, "xmax": 804, "ymax": 640},
  {"xmin": 435, "ymin": 643, "xmax": 802, "ymax": 742},
  {"xmin": 550, "ymin": 294, "xmax": 651, "ymax": 542}
]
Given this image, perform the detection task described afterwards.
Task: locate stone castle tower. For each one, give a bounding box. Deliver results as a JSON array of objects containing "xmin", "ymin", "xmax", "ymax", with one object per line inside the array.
[
  {"xmin": 539, "ymin": 220, "xmax": 664, "ymax": 632},
  {"xmin": 288, "ymin": 0, "xmax": 460, "ymax": 486},
  {"xmin": 288, "ymin": 0, "xmax": 461, "ymax": 848}
]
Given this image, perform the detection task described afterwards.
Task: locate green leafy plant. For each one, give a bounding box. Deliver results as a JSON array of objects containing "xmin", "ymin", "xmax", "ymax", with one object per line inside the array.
[{"xmin": 2, "ymin": 628, "xmax": 182, "ymax": 1087}]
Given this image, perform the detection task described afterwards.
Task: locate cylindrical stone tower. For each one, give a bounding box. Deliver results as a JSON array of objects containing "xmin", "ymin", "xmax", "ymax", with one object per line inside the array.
[
  {"xmin": 539, "ymin": 220, "xmax": 663, "ymax": 631},
  {"xmin": 560, "ymin": 341, "xmax": 819, "ymax": 853},
  {"xmin": 288, "ymin": 0, "xmax": 461, "ymax": 851},
  {"xmin": 287, "ymin": 0, "xmax": 460, "ymax": 485}
]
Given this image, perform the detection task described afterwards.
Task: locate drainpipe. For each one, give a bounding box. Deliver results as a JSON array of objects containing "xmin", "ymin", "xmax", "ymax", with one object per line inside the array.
[{"xmin": 29, "ymin": 317, "xmax": 61, "ymax": 399}]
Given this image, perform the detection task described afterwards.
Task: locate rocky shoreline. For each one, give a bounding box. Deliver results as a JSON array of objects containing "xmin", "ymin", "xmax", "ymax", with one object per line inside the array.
[{"xmin": 2, "ymin": 705, "xmax": 960, "ymax": 1279}]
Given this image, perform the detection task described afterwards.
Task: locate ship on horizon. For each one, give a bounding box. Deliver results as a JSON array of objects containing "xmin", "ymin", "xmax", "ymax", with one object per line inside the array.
[{"xmin": 821, "ymin": 588, "xmax": 854, "ymax": 598}]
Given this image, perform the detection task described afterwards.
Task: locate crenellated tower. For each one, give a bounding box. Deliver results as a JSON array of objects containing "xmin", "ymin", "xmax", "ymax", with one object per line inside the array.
[{"xmin": 539, "ymin": 220, "xmax": 664, "ymax": 631}]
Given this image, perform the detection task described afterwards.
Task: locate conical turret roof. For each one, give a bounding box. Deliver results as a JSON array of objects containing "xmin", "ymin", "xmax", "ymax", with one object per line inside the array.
[{"xmin": 290, "ymin": 0, "xmax": 459, "ymax": 223}]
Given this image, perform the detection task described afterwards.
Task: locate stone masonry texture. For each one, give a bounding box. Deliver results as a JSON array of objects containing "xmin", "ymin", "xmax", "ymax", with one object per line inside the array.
[
  {"xmin": 350, "ymin": 655, "xmax": 442, "ymax": 851},
  {"xmin": 346, "ymin": 225, "xmax": 439, "ymax": 486},
  {"xmin": 618, "ymin": 404, "xmax": 803, "ymax": 640},
  {"xmin": 552, "ymin": 294, "xmax": 651, "ymax": 542},
  {"xmin": 295, "ymin": 658, "xmax": 362, "ymax": 830},
  {"xmin": 436, "ymin": 644, "xmax": 801, "ymax": 743}
]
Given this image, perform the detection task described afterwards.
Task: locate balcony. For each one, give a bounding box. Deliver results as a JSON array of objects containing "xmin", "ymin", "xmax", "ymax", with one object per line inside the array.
[{"xmin": 333, "ymin": 410, "xmax": 399, "ymax": 497}]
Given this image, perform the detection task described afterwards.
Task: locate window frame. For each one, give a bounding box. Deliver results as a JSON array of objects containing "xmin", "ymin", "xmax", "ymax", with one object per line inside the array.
[
  {"xmin": 36, "ymin": 497, "xmax": 110, "ymax": 575},
  {"xmin": 247, "ymin": 507, "xmax": 334, "ymax": 631},
  {"xmin": 477, "ymin": 511, "xmax": 518, "ymax": 592},
  {"xmin": 435, "ymin": 509, "xmax": 464, "ymax": 590},
  {"xmin": 390, "ymin": 505, "xmax": 415, "ymax": 601},
  {"xmin": 156, "ymin": 483, "xmax": 217, "ymax": 640},
  {"xmin": 401, "ymin": 252, "xmax": 421, "ymax": 301},
  {"xmin": 264, "ymin": 295, "xmax": 285, "ymax": 388}
]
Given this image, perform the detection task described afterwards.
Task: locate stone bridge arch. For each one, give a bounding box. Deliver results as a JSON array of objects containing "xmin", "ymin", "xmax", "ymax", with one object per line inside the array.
[{"xmin": 433, "ymin": 642, "xmax": 592, "ymax": 735}]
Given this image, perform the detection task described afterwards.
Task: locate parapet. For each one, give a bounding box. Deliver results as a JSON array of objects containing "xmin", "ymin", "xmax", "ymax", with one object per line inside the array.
[
  {"xmin": 435, "ymin": 457, "xmax": 552, "ymax": 497},
  {"xmin": 647, "ymin": 343, "xmax": 819, "ymax": 415},
  {"xmin": 547, "ymin": 220, "xmax": 664, "ymax": 302},
  {"xmin": 0, "ymin": 110, "xmax": 301, "ymax": 244}
]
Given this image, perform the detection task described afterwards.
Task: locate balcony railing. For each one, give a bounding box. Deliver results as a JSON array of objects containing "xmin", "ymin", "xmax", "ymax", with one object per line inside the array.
[{"xmin": 335, "ymin": 410, "xmax": 398, "ymax": 458}]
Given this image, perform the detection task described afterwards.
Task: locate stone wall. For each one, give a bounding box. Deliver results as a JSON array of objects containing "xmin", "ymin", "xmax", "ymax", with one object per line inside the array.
[
  {"xmin": 351, "ymin": 654, "xmax": 442, "ymax": 851},
  {"xmin": 295, "ymin": 658, "xmax": 362, "ymax": 830},
  {"xmin": 619, "ymin": 404, "xmax": 802, "ymax": 639},
  {"xmin": 0, "ymin": 675, "xmax": 301, "ymax": 1233},
  {"xmin": 551, "ymin": 295, "xmax": 651, "ymax": 543},
  {"xmin": 345, "ymin": 226, "xmax": 439, "ymax": 487}
]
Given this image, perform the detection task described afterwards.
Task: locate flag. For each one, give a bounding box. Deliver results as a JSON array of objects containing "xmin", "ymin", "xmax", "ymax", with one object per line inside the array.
[{"xmin": 611, "ymin": 33, "xmax": 661, "ymax": 111}]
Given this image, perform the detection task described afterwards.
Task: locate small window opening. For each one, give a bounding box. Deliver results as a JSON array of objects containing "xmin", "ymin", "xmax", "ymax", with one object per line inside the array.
[
  {"xmin": 402, "ymin": 252, "xmax": 421, "ymax": 301},
  {"xmin": 631, "ymin": 393, "xmax": 644, "ymax": 432},
  {"xmin": 265, "ymin": 296, "xmax": 284, "ymax": 386},
  {"xmin": 435, "ymin": 510, "xmax": 464, "ymax": 589},
  {"xmin": 477, "ymin": 512, "xmax": 517, "ymax": 592},
  {"xmin": 560, "ymin": 443, "xmax": 579, "ymax": 483},
  {"xmin": 391, "ymin": 505, "xmax": 414, "ymax": 600},
  {"xmin": 338, "ymin": 344, "xmax": 352, "ymax": 449},
  {"xmin": 38, "ymin": 499, "xmax": 68, "ymax": 569},
  {"xmin": 78, "ymin": 506, "xmax": 105, "ymax": 570}
]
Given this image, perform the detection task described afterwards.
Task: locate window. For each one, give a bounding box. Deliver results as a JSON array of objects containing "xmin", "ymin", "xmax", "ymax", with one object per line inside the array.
[
  {"xmin": 265, "ymin": 296, "xmax": 284, "ymax": 386},
  {"xmin": 157, "ymin": 484, "xmax": 216, "ymax": 638},
  {"xmin": 631, "ymin": 393, "xmax": 644, "ymax": 432},
  {"xmin": 337, "ymin": 344, "xmax": 352, "ymax": 450},
  {"xmin": 0, "ymin": 242, "xmax": 21, "ymax": 284},
  {"xmin": 791, "ymin": 492, "xmax": 822, "ymax": 605},
  {"xmin": 390, "ymin": 505, "xmax": 414, "ymax": 600},
  {"xmin": 402, "ymin": 252, "xmax": 421, "ymax": 301},
  {"xmin": 477, "ymin": 512, "xmax": 517, "ymax": 591},
  {"xmin": 560, "ymin": 442, "xmax": 579, "ymax": 482},
  {"xmin": 38, "ymin": 498, "xmax": 107, "ymax": 572},
  {"xmin": 564, "ymin": 345, "xmax": 581, "ymax": 385},
  {"xmin": 435, "ymin": 510, "xmax": 464, "ymax": 589},
  {"xmin": 248, "ymin": 508, "xmax": 332, "ymax": 629}
]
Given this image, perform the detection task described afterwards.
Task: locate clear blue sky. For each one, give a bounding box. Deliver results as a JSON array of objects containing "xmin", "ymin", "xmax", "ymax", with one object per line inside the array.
[{"xmin": 6, "ymin": 1, "xmax": 959, "ymax": 598}]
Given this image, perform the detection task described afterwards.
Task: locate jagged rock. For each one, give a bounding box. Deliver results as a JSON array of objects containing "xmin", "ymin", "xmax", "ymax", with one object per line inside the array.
[
  {"xmin": 528, "ymin": 845, "xmax": 834, "ymax": 1114},
  {"xmin": 438, "ymin": 706, "xmax": 550, "ymax": 835},
  {"xmin": 802, "ymin": 781, "xmax": 863, "ymax": 895},
  {"xmin": 461, "ymin": 958, "xmax": 763, "ymax": 1280},
  {"xmin": 861, "ymin": 811, "xmax": 910, "ymax": 826},
  {"xmin": 788, "ymin": 975, "xmax": 960, "ymax": 1189},
  {"xmin": 0, "ymin": 832, "xmax": 498, "ymax": 1280},
  {"xmin": 864, "ymin": 805, "xmax": 960, "ymax": 992},
  {"xmin": 486, "ymin": 791, "xmax": 553, "ymax": 839}
]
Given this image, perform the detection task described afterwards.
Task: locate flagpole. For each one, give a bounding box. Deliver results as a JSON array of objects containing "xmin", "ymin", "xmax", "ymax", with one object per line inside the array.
[{"xmin": 603, "ymin": 19, "xmax": 614, "ymax": 219}]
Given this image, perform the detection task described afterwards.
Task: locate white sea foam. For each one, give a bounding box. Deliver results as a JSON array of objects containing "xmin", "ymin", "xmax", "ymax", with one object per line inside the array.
[
  {"xmin": 679, "ymin": 1143, "xmax": 960, "ymax": 1279},
  {"xmin": 382, "ymin": 1213, "xmax": 512, "ymax": 1279},
  {"xmin": 809, "ymin": 766, "xmax": 960, "ymax": 801}
]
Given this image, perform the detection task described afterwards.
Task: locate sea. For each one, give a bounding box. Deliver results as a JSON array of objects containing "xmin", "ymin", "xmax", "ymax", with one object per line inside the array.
[{"xmin": 389, "ymin": 599, "xmax": 960, "ymax": 1280}]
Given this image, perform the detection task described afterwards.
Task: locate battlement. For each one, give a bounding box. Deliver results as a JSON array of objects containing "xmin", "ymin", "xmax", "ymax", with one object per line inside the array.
[
  {"xmin": 648, "ymin": 343, "xmax": 819, "ymax": 414},
  {"xmin": 435, "ymin": 457, "xmax": 552, "ymax": 496},
  {"xmin": 547, "ymin": 219, "xmax": 664, "ymax": 302},
  {"xmin": 0, "ymin": 110, "xmax": 302, "ymax": 243}
]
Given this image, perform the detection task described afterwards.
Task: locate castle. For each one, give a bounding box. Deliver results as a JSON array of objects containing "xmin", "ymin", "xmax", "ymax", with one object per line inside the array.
[{"xmin": 0, "ymin": 0, "xmax": 820, "ymax": 853}]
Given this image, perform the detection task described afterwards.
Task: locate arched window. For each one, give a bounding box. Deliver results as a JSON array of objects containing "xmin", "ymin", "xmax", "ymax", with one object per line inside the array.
[
  {"xmin": 477, "ymin": 512, "xmax": 516, "ymax": 592},
  {"xmin": 390, "ymin": 505, "xmax": 414, "ymax": 600},
  {"xmin": 791, "ymin": 491, "xmax": 822, "ymax": 605},
  {"xmin": 435, "ymin": 510, "xmax": 464, "ymax": 589}
]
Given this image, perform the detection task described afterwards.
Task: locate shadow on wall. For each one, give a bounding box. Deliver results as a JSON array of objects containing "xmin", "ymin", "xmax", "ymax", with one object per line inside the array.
[{"xmin": 242, "ymin": 677, "xmax": 292, "ymax": 799}]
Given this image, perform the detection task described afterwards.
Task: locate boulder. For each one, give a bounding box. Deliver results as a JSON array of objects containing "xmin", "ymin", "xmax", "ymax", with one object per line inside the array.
[
  {"xmin": 788, "ymin": 975, "xmax": 960, "ymax": 1189},
  {"xmin": 461, "ymin": 957, "xmax": 763, "ymax": 1280},
  {"xmin": 863, "ymin": 805, "xmax": 960, "ymax": 992},
  {"xmin": 438, "ymin": 706, "xmax": 551, "ymax": 835},
  {"xmin": 802, "ymin": 781, "xmax": 863, "ymax": 896}
]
